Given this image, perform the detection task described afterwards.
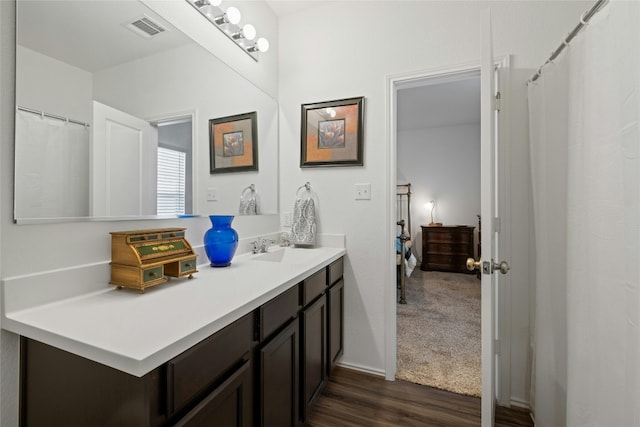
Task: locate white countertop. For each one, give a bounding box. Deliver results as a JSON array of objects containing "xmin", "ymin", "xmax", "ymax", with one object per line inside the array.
[{"xmin": 1, "ymin": 246, "xmax": 345, "ymax": 377}]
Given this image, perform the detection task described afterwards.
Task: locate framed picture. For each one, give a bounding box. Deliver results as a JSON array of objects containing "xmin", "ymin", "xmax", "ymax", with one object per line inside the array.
[
  {"xmin": 209, "ymin": 111, "xmax": 258, "ymax": 174},
  {"xmin": 300, "ymin": 96, "xmax": 364, "ymax": 167}
]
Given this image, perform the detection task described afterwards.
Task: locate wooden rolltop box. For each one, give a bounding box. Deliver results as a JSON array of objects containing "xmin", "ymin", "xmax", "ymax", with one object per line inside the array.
[{"xmin": 110, "ymin": 228, "xmax": 198, "ymax": 293}]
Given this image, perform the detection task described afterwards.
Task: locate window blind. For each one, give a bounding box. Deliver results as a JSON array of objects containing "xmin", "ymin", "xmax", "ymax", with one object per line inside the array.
[{"xmin": 157, "ymin": 146, "xmax": 186, "ymax": 215}]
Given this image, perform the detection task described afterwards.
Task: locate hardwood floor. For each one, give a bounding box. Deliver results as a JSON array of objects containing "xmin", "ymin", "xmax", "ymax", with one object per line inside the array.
[{"xmin": 306, "ymin": 367, "xmax": 533, "ymax": 427}]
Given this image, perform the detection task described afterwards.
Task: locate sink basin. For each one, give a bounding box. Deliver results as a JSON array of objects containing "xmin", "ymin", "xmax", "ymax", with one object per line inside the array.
[
  {"xmin": 253, "ymin": 249, "xmax": 286, "ymax": 262},
  {"xmin": 251, "ymin": 247, "xmax": 319, "ymax": 264}
]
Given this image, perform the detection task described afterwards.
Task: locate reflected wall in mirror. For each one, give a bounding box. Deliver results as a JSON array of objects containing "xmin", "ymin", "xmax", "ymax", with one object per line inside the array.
[{"xmin": 14, "ymin": 0, "xmax": 278, "ymax": 223}]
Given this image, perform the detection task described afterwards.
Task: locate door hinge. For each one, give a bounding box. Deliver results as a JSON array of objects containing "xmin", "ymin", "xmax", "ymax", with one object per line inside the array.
[
  {"xmin": 495, "ymin": 91, "xmax": 501, "ymax": 112},
  {"xmin": 495, "ymin": 339, "xmax": 501, "ymax": 355},
  {"xmin": 493, "ymin": 217, "xmax": 501, "ymax": 233}
]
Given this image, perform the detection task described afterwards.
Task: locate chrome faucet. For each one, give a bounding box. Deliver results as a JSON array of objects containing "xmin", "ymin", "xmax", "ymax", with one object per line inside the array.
[
  {"xmin": 250, "ymin": 238, "xmax": 276, "ymax": 254},
  {"xmin": 259, "ymin": 238, "xmax": 276, "ymax": 253}
]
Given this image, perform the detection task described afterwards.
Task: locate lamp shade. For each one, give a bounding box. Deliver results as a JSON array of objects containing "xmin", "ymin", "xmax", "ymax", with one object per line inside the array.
[
  {"xmin": 256, "ymin": 37, "xmax": 269, "ymax": 52},
  {"xmin": 226, "ymin": 6, "xmax": 241, "ymax": 25},
  {"xmin": 242, "ymin": 24, "xmax": 256, "ymax": 40}
]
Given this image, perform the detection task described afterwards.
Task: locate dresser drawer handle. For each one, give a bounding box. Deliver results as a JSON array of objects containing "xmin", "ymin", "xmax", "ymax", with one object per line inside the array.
[
  {"xmin": 184, "ymin": 263, "xmax": 192, "ymax": 268},
  {"xmin": 148, "ymin": 271, "xmax": 157, "ymax": 277}
]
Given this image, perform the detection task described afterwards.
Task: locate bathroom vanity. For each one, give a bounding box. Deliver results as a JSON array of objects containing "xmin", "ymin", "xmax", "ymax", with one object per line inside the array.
[{"xmin": 5, "ymin": 247, "xmax": 345, "ymax": 427}]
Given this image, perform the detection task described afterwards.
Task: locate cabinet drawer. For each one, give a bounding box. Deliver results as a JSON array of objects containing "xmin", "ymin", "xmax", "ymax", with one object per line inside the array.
[
  {"xmin": 173, "ymin": 360, "xmax": 252, "ymax": 427},
  {"xmin": 142, "ymin": 266, "xmax": 163, "ymax": 283},
  {"xmin": 180, "ymin": 258, "xmax": 197, "ymax": 273},
  {"xmin": 260, "ymin": 285, "xmax": 299, "ymax": 341},
  {"xmin": 425, "ymin": 229, "xmax": 473, "ymax": 244},
  {"xmin": 424, "ymin": 243, "xmax": 470, "ymax": 255},
  {"xmin": 164, "ymin": 257, "xmax": 197, "ymax": 277},
  {"xmin": 302, "ymin": 268, "xmax": 327, "ymax": 307},
  {"xmin": 162, "ymin": 230, "xmax": 185, "ymax": 239},
  {"xmin": 328, "ymin": 257, "xmax": 344, "ymax": 286},
  {"xmin": 167, "ymin": 313, "xmax": 254, "ymax": 416},
  {"xmin": 426, "ymin": 254, "xmax": 468, "ymax": 270},
  {"xmin": 128, "ymin": 233, "xmax": 159, "ymax": 243}
]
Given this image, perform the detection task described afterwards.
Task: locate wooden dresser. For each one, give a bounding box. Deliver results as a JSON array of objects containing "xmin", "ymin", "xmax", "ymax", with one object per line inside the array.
[{"xmin": 421, "ymin": 225, "xmax": 475, "ymax": 274}]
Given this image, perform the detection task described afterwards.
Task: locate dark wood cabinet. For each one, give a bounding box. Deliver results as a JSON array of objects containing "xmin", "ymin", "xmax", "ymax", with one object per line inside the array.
[
  {"xmin": 174, "ymin": 360, "xmax": 252, "ymax": 427},
  {"xmin": 327, "ymin": 278, "xmax": 344, "ymax": 376},
  {"xmin": 421, "ymin": 225, "xmax": 475, "ymax": 273},
  {"xmin": 259, "ymin": 320, "xmax": 300, "ymax": 427},
  {"xmin": 327, "ymin": 257, "xmax": 344, "ymax": 376},
  {"xmin": 301, "ymin": 295, "xmax": 327, "ymax": 421},
  {"xmin": 20, "ymin": 257, "xmax": 345, "ymax": 427},
  {"xmin": 167, "ymin": 313, "xmax": 254, "ymax": 417},
  {"xmin": 20, "ymin": 338, "xmax": 165, "ymax": 427}
]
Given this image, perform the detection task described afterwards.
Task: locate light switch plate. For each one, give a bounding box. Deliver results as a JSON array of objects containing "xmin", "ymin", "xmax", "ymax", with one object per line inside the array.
[
  {"xmin": 282, "ymin": 211, "xmax": 292, "ymax": 227},
  {"xmin": 206, "ymin": 188, "xmax": 217, "ymax": 201},
  {"xmin": 354, "ymin": 183, "xmax": 371, "ymax": 200}
]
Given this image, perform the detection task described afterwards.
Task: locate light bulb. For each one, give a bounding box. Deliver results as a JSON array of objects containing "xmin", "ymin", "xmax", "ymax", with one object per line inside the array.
[
  {"xmin": 242, "ymin": 24, "xmax": 256, "ymax": 41},
  {"xmin": 256, "ymin": 37, "xmax": 269, "ymax": 53},
  {"xmin": 226, "ymin": 6, "xmax": 241, "ymax": 25}
]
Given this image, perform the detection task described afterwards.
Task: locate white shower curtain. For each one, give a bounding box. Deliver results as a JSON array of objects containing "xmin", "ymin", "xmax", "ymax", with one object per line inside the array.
[
  {"xmin": 528, "ymin": 1, "xmax": 639, "ymax": 426},
  {"xmin": 15, "ymin": 110, "xmax": 90, "ymax": 218}
]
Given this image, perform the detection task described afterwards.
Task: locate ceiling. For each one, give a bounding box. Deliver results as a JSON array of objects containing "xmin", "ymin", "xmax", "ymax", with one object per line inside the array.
[
  {"xmin": 397, "ymin": 76, "xmax": 481, "ymax": 131},
  {"xmin": 264, "ymin": 0, "xmax": 325, "ymax": 17},
  {"xmin": 19, "ymin": 0, "xmax": 480, "ymax": 129},
  {"xmin": 17, "ymin": 1, "xmax": 191, "ymax": 72}
]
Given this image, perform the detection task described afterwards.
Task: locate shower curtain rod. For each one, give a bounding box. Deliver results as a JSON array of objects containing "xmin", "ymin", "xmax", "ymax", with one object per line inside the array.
[
  {"xmin": 17, "ymin": 106, "xmax": 90, "ymax": 127},
  {"xmin": 529, "ymin": 0, "xmax": 608, "ymax": 83}
]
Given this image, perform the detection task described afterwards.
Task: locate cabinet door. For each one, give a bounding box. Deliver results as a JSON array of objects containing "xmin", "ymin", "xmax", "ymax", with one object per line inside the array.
[
  {"xmin": 327, "ymin": 278, "xmax": 344, "ymax": 376},
  {"xmin": 173, "ymin": 360, "xmax": 252, "ymax": 427},
  {"xmin": 301, "ymin": 295, "xmax": 326, "ymax": 421},
  {"xmin": 21, "ymin": 338, "xmax": 163, "ymax": 427},
  {"xmin": 259, "ymin": 320, "xmax": 299, "ymax": 427}
]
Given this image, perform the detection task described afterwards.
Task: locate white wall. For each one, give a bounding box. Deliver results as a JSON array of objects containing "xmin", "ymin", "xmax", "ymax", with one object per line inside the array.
[
  {"xmin": 93, "ymin": 43, "xmax": 279, "ymax": 215},
  {"xmin": 278, "ymin": 0, "xmax": 591, "ymax": 406},
  {"xmin": 16, "ymin": 46, "xmax": 92, "ymax": 123},
  {"xmin": 397, "ymin": 123, "xmax": 481, "ymax": 257},
  {"xmin": 142, "ymin": 0, "xmax": 279, "ymax": 100},
  {"xmin": 0, "ymin": 1, "xmax": 279, "ymax": 425}
]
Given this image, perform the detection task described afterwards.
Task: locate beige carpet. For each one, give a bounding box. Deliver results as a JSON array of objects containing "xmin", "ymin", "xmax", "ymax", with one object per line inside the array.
[{"xmin": 397, "ymin": 269, "xmax": 481, "ymax": 397}]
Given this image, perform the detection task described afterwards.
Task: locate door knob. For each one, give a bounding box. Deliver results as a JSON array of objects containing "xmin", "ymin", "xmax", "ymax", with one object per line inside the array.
[
  {"xmin": 493, "ymin": 260, "xmax": 510, "ymax": 274},
  {"xmin": 467, "ymin": 258, "xmax": 510, "ymax": 275},
  {"xmin": 466, "ymin": 258, "xmax": 481, "ymax": 271}
]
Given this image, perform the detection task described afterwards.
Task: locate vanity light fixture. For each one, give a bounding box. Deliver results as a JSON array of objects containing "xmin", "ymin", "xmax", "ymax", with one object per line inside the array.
[
  {"xmin": 186, "ymin": 0, "xmax": 269, "ymax": 61},
  {"xmin": 247, "ymin": 37, "xmax": 270, "ymax": 53},
  {"xmin": 194, "ymin": 0, "xmax": 222, "ymax": 7},
  {"xmin": 232, "ymin": 24, "xmax": 256, "ymax": 41},
  {"xmin": 213, "ymin": 6, "xmax": 241, "ymax": 25}
]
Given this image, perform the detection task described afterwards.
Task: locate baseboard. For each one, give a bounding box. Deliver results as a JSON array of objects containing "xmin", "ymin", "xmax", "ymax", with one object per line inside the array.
[
  {"xmin": 336, "ymin": 361, "xmax": 386, "ymax": 378},
  {"xmin": 509, "ymin": 397, "xmax": 531, "ymax": 410}
]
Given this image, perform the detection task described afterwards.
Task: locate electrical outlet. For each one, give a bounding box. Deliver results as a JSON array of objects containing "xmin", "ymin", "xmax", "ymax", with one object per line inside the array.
[
  {"xmin": 354, "ymin": 183, "xmax": 371, "ymax": 200},
  {"xmin": 282, "ymin": 211, "xmax": 292, "ymax": 227},
  {"xmin": 206, "ymin": 188, "xmax": 217, "ymax": 201}
]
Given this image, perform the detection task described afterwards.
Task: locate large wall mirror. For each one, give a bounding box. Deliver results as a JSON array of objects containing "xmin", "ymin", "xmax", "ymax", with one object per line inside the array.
[{"xmin": 14, "ymin": 0, "xmax": 278, "ymax": 223}]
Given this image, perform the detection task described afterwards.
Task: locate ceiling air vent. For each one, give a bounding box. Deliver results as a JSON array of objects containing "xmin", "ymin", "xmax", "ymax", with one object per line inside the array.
[{"xmin": 125, "ymin": 15, "xmax": 167, "ymax": 38}]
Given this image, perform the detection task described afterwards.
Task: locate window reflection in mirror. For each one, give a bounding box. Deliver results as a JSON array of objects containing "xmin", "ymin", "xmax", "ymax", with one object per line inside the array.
[{"xmin": 14, "ymin": 0, "xmax": 278, "ymax": 223}]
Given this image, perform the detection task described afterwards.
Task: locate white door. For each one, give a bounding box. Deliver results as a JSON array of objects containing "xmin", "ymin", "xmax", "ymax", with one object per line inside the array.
[
  {"xmin": 91, "ymin": 101, "xmax": 157, "ymax": 217},
  {"xmin": 479, "ymin": 10, "xmax": 509, "ymax": 427}
]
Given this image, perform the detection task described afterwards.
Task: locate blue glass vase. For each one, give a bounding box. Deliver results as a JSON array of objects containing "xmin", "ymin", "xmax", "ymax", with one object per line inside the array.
[{"xmin": 204, "ymin": 215, "xmax": 238, "ymax": 267}]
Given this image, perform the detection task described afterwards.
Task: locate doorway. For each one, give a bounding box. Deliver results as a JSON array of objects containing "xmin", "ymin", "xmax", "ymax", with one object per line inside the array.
[
  {"xmin": 386, "ymin": 57, "xmax": 512, "ymax": 419},
  {"xmin": 395, "ymin": 70, "xmax": 482, "ymax": 397},
  {"xmin": 155, "ymin": 117, "xmax": 194, "ymax": 215},
  {"xmin": 152, "ymin": 114, "xmax": 195, "ymax": 216}
]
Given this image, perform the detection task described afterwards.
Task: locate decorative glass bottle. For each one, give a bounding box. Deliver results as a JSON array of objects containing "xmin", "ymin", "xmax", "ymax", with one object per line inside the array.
[{"xmin": 204, "ymin": 215, "xmax": 238, "ymax": 267}]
